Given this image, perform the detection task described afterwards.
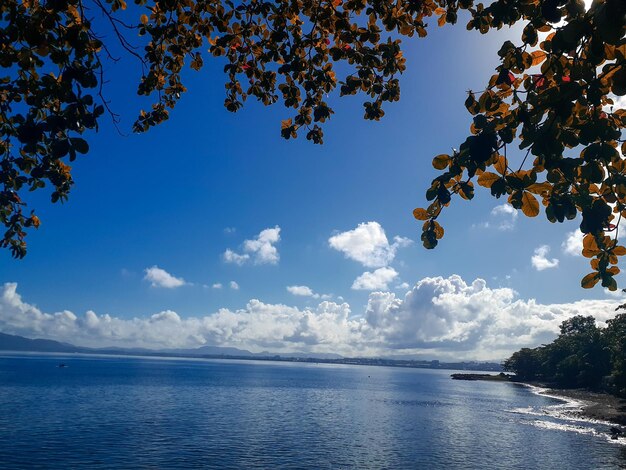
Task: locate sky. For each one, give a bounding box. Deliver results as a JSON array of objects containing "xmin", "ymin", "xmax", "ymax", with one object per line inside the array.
[{"xmin": 2, "ymin": 4, "xmax": 624, "ymax": 360}]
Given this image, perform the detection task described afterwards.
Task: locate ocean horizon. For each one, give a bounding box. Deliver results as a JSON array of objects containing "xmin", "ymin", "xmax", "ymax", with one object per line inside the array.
[{"xmin": 0, "ymin": 353, "xmax": 625, "ymax": 469}]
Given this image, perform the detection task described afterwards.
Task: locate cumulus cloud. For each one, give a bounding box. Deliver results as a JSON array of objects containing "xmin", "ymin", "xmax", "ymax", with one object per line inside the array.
[
  {"xmin": 352, "ymin": 267, "xmax": 399, "ymax": 291},
  {"xmin": 286, "ymin": 285, "xmax": 332, "ymax": 300},
  {"xmin": 328, "ymin": 222, "xmax": 411, "ymax": 268},
  {"xmin": 223, "ymin": 227, "xmax": 281, "ymax": 265},
  {"xmin": 143, "ymin": 266, "xmax": 186, "ymax": 288},
  {"xmin": 287, "ymin": 285, "xmax": 318, "ymax": 298},
  {"xmin": 212, "ymin": 283, "xmax": 223, "ymax": 289},
  {"xmin": 229, "ymin": 281, "xmax": 240, "ymax": 290},
  {"xmin": 223, "ymin": 249, "xmax": 250, "ymax": 265},
  {"xmin": 1, "ymin": 279, "xmax": 623, "ymax": 360},
  {"xmin": 562, "ymin": 230, "xmax": 583, "ymax": 256},
  {"xmin": 0, "ymin": 282, "xmax": 366, "ymax": 355},
  {"xmin": 531, "ymin": 245, "xmax": 559, "ymax": 271},
  {"xmin": 361, "ymin": 275, "xmax": 621, "ymax": 359}
]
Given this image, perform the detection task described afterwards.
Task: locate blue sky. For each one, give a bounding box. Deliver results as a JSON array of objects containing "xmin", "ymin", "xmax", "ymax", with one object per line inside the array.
[{"xmin": 1, "ymin": 9, "xmax": 623, "ymax": 359}]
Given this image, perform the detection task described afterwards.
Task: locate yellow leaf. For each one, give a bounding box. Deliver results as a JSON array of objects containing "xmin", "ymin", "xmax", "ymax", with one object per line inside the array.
[
  {"xmin": 581, "ymin": 272, "xmax": 600, "ymax": 289},
  {"xmin": 140, "ymin": 14, "xmax": 149, "ymax": 24},
  {"xmin": 607, "ymin": 266, "xmax": 620, "ymax": 275},
  {"xmin": 613, "ymin": 246, "xmax": 626, "ymax": 256},
  {"xmin": 477, "ymin": 172, "xmax": 500, "ymax": 188},
  {"xmin": 432, "ymin": 221, "xmax": 444, "ymax": 239},
  {"xmin": 520, "ymin": 192, "xmax": 539, "ymax": 217},
  {"xmin": 493, "ymin": 155, "xmax": 507, "ymax": 175},
  {"xmin": 413, "ymin": 208, "xmax": 429, "ymax": 220},
  {"xmin": 582, "ymin": 248, "xmax": 600, "ymax": 258},
  {"xmin": 432, "ymin": 154, "xmax": 450, "ymax": 170},
  {"xmin": 526, "ymin": 182, "xmax": 551, "ymax": 195},
  {"xmin": 530, "ymin": 50, "xmax": 546, "ymax": 66},
  {"xmin": 583, "ymin": 234, "xmax": 599, "ymax": 251}
]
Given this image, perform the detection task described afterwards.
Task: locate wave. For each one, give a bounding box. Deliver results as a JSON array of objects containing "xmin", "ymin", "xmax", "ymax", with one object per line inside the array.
[{"xmin": 507, "ymin": 384, "xmax": 626, "ymax": 446}]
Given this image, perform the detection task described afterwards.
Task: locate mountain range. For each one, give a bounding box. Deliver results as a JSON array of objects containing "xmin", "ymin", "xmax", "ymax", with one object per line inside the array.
[{"xmin": 0, "ymin": 332, "xmax": 503, "ymax": 371}]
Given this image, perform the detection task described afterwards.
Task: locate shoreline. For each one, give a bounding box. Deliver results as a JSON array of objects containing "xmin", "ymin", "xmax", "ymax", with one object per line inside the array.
[
  {"xmin": 452, "ymin": 373, "xmax": 626, "ymax": 441},
  {"xmin": 523, "ymin": 383, "xmax": 626, "ymax": 427},
  {"xmin": 516, "ymin": 382, "xmax": 626, "ymax": 444}
]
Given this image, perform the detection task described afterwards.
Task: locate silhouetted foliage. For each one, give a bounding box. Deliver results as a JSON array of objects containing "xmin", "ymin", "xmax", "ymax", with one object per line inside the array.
[
  {"xmin": 503, "ymin": 347, "xmax": 543, "ymax": 381},
  {"xmin": 1, "ymin": 0, "xmax": 624, "ymax": 281},
  {"xmin": 503, "ymin": 314, "xmax": 624, "ymax": 394},
  {"xmin": 414, "ymin": 0, "xmax": 626, "ymax": 291},
  {"xmin": 605, "ymin": 312, "xmax": 626, "ymax": 395}
]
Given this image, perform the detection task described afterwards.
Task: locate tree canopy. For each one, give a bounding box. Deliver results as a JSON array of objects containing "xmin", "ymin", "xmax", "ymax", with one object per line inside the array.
[
  {"xmin": 504, "ymin": 313, "xmax": 625, "ymax": 395},
  {"xmin": 1, "ymin": 0, "xmax": 625, "ymax": 290}
]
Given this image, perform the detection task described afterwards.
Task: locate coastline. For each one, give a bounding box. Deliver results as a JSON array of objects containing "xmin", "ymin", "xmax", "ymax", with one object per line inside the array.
[
  {"xmin": 452, "ymin": 373, "xmax": 626, "ymax": 442},
  {"xmin": 524, "ymin": 383, "xmax": 626, "ymax": 426},
  {"xmin": 516, "ymin": 382, "xmax": 626, "ymax": 445}
]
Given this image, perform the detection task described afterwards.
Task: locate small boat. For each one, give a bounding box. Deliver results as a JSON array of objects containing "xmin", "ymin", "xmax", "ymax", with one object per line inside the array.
[{"xmin": 58, "ymin": 363, "xmax": 68, "ymax": 368}]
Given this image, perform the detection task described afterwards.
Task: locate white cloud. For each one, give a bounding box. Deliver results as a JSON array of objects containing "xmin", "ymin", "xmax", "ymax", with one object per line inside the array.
[
  {"xmin": 223, "ymin": 226, "xmax": 281, "ymax": 265},
  {"xmin": 2, "ymin": 278, "xmax": 623, "ymax": 360},
  {"xmin": 223, "ymin": 249, "xmax": 250, "ymax": 265},
  {"xmin": 352, "ymin": 267, "xmax": 399, "ymax": 291},
  {"xmin": 361, "ymin": 275, "xmax": 621, "ymax": 359},
  {"xmin": 475, "ymin": 204, "xmax": 518, "ymax": 231},
  {"xmin": 328, "ymin": 222, "xmax": 411, "ymax": 268},
  {"xmin": 286, "ymin": 285, "xmax": 332, "ymax": 300},
  {"xmin": 604, "ymin": 288, "xmax": 626, "ymax": 298},
  {"xmin": 212, "ymin": 283, "xmax": 223, "ymax": 289},
  {"xmin": 396, "ymin": 282, "xmax": 410, "ymax": 290},
  {"xmin": 143, "ymin": 266, "xmax": 186, "ymax": 288},
  {"xmin": 287, "ymin": 285, "xmax": 318, "ymax": 298},
  {"xmin": 531, "ymin": 245, "xmax": 559, "ymax": 271},
  {"xmin": 490, "ymin": 204, "xmax": 518, "ymax": 230},
  {"xmin": 229, "ymin": 281, "xmax": 240, "ymax": 290},
  {"xmin": 562, "ymin": 230, "xmax": 583, "ymax": 256}
]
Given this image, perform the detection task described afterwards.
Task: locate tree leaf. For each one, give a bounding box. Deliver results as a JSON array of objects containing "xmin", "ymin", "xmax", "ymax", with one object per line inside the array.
[
  {"xmin": 581, "ymin": 272, "xmax": 600, "ymax": 289},
  {"xmin": 520, "ymin": 191, "xmax": 539, "ymax": 217},
  {"xmin": 413, "ymin": 208, "xmax": 429, "ymax": 220},
  {"xmin": 526, "ymin": 182, "xmax": 551, "ymax": 195},
  {"xmin": 432, "ymin": 154, "xmax": 450, "ymax": 170},
  {"xmin": 477, "ymin": 171, "xmax": 500, "ymax": 188},
  {"xmin": 613, "ymin": 246, "xmax": 626, "ymax": 256},
  {"xmin": 530, "ymin": 50, "xmax": 547, "ymax": 66},
  {"xmin": 493, "ymin": 155, "xmax": 507, "ymax": 175}
]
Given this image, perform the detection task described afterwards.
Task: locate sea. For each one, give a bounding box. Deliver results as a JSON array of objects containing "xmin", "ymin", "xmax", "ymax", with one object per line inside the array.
[{"xmin": 0, "ymin": 354, "xmax": 624, "ymax": 469}]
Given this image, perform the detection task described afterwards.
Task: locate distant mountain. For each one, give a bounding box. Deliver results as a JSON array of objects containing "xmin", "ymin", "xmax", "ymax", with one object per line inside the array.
[
  {"xmin": 163, "ymin": 345, "xmax": 256, "ymax": 357},
  {"xmin": 0, "ymin": 332, "xmax": 79, "ymax": 353},
  {"xmin": 0, "ymin": 332, "xmax": 501, "ymax": 371},
  {"xmin": 0, "ymin": 332, "xmax": 327, "ymax": 359},
  {"xmin": 259, "ymin": 351, "xmax": 344, "ymax": 360}
]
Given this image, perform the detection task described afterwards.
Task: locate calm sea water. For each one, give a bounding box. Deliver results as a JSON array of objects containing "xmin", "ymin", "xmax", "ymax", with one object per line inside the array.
[{"xmin": 0, "ymin": 354, "xmax": 624, "ymax": 469}]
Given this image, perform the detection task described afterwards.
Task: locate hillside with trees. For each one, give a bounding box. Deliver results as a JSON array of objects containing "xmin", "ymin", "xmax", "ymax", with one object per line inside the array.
[{"xmin": 504, "ymin": 313, "xmax": 626, "ymax": 397}]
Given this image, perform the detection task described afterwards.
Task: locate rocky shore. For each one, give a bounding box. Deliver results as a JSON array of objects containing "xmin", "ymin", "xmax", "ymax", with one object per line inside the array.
[
  {"xmin": 534, "ymin": 386, "xmax": 626, "ymax": 427},
  {"xmin": 451, "ymin": 373, "xmax": 626, "ymax": 439}
]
